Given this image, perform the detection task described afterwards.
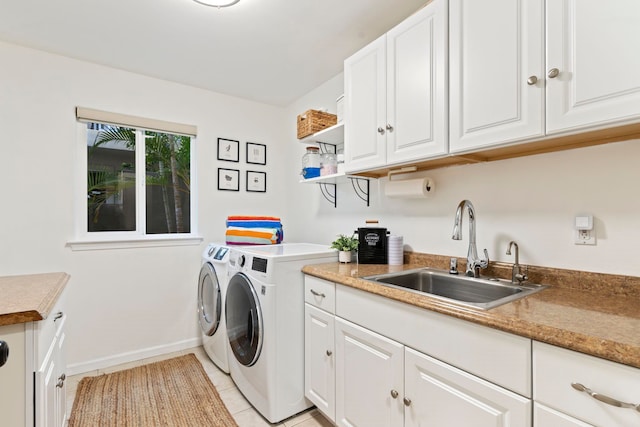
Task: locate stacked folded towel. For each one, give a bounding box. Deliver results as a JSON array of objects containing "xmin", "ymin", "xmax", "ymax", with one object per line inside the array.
[{"xmin": 225, "ymin": 216, "xmax": 284, "ymax": 245}]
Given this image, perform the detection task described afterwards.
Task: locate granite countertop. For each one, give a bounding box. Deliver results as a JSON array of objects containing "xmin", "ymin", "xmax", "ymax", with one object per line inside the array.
[
  {"xmin": 0, "ymin": 272, "xmax": 70, "ymax": 327},
  {"xmin": 301, "ymin": 260, "xmax": 640, "ymax": 370}
]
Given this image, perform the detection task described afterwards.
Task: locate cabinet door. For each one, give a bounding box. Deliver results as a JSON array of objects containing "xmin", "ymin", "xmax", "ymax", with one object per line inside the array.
[
  {"xmin": 54, "ymin": 316, "xmax": 67, "ymax": 427},
  {"xmin": 344, "ymin": 35, "xmax": 387, "ymax": 172},
  {"xmin": 304, "ymin": 304, "xmax": 335, "ymax": 422},
  {"xmin": 546, "ymin": 0, "xmax": 640, "ymax": 134},
  {"xmin": 534, "ymin": 403, "xmax": 594, "ymax": 427},
  {"xmin": 386, "ymin": 0, "xmax": 448, "ymax": 164},
  {"xmin": 335, "ymin": 318, "xmax": 403, "ymax": 427},
  {"xmin": 37, "ymin": 339, "xmax": 58, "ymax": 427},
  {"xmin": 405, "ymin": 347, "xmax": 531, "ymax": 427},
  {"xmin": 449, "ymin": 0, "xmax": 544, "ymax": 152}
]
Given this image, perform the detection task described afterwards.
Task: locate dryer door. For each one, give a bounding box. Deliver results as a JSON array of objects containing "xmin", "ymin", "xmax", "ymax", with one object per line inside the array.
[
  {"xmin": 226, "ymin": 272, "xmax": 263, "ymax": 366},
  {"xmin": 198, "ymin": 262, "xmax": 222, "ymax": 336}
]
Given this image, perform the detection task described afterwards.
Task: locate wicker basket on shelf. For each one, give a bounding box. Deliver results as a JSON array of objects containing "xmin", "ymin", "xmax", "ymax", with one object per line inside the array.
[{"xmin": 297, "ymin": 110, "xmax": 337, "ymax": 139}]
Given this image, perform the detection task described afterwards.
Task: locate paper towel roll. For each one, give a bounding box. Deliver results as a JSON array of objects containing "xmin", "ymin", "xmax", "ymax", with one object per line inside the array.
[{"xmin": 385, "ymin": 177, "xmax": 434, "ymax": 198}]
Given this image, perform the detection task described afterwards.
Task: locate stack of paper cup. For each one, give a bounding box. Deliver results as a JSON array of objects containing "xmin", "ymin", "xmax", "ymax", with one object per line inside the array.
[{"xmin": 387, "ymin": 235, "xmax": 404, "ymax": 265}]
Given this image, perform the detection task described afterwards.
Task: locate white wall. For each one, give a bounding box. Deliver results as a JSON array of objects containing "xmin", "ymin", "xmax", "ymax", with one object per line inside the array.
[
  {"xmin": 0, "ymin": 41, "xmax": 287, "ymax": 373},
  {"xmin": 285, "ymin": 72, "xmax": 640, "ymax": 278},
  {"xmin": 3, "ymin": 39, "xmax": 638, "ymax": 374}
]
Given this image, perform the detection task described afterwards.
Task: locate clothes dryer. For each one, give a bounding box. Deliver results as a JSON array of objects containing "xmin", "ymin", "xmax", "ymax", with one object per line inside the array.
[
  {"xmin": 198, "ymin": 243, "xmax": 233, "ymax": 373},
  {"xmin": 225, "ymin": 243, "xmax": 337, "ymax": 423}
]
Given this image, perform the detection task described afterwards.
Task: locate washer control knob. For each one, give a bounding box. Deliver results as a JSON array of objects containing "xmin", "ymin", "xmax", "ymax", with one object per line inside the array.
[{"xmin": 238, "ymin": 255, "xmax": 246, "ymax": 267}]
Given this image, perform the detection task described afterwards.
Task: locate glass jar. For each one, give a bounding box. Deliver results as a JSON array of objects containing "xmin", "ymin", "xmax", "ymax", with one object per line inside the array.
[
  {"xmin": 320, "ymin": 152, "xmax": 338, "ymax": 176},
  {"xmin": 301, "ymin": 146, "xmax": 320, "ymax": 179}
]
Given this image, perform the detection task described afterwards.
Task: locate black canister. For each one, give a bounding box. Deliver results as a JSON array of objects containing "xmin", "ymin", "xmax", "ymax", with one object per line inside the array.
[{"xmin": 357, "ymin": 221, "xmax": 388, "ymax": 264}]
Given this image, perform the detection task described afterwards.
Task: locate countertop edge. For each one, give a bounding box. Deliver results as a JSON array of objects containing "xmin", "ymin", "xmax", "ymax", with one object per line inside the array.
[{"xmin": 0, "ymin": 272, "xmax": 70, "ymax": 327}]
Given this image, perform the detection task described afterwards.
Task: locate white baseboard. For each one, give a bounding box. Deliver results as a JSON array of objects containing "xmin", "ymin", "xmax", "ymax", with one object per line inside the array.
[{"xmin": 67, "ymin": 337, "xmax": 203, "ymax": 376}]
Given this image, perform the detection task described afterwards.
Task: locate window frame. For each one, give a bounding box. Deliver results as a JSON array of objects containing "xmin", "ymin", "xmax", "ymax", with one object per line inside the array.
[{"xmin": 68, "ymin": 118, "xmax": 201, "ymax": 251}]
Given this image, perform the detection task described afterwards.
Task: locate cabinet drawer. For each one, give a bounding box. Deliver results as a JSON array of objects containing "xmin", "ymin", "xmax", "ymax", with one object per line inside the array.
[
  {"xmin": 305, "ymin": 276, "xmax": 335, "ymax": 313},
  {"xmin": 34, "ymin": 289, "xmax": 67, "ymax": 367},
  {"xmin": 533, "ymin": 341, "xmax": 640, "ymax": 427}
]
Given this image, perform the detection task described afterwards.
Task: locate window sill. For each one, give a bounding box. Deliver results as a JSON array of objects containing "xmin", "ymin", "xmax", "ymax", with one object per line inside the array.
[{"xmin": 66, "ymin": 235, "xmax": 204, "ymax": 251}]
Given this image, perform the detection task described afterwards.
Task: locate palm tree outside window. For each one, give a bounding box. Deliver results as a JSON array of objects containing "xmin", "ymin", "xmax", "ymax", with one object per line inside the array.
[{"xmin": 86, "ymin": 122, "xmax": 191, "ymax": 234}]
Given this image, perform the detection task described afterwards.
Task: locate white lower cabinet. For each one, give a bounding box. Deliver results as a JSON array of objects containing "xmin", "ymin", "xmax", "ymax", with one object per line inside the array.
[
  {"xmin": 335, "ymin": 318, "xmax": 404, "ymax": 427},
  {"xmin": 333, "ymin": 317, "xmax": 530, "ymax": 427},
  {"xmin": 304, "ymin": 304, "xmax": 335, "ymax": 421},
  {"xmin": 533, "ymin": 341, "xmax": 640, "ymax": 427},
  {"xmin": 304, "ymin": 276, "xmax": 532, "ymax": 427},
  {"xmin": 36, "ymin": 309, "xmax": 67, "ymax": 427},
  {"xmin": 405, "ymin": 347, "xmax": 530, "ymax": 426},
  {"xmin": 534, "ymin": 403, "xmax": 593, "ymax": 427},
  {"xmin": 0, "ymin": 289, "xmax": 67, "ymax": 427}
]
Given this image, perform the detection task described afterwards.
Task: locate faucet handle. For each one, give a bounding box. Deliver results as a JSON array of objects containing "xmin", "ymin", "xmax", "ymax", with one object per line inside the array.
[{"xmin": 480, "ymin": 249, "xmax": 489, "ymax": 268}]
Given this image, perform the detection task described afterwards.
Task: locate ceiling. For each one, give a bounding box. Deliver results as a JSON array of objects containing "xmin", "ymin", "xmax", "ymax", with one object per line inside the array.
[{"xmin": 0, "ymin": 0, "xmax": 428, "ymax": 106}]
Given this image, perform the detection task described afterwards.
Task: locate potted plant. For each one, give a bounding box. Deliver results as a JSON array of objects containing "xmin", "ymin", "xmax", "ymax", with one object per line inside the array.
[{"xmin": 330, "ymin": 234, "xmax": 359, "ymax": 263}]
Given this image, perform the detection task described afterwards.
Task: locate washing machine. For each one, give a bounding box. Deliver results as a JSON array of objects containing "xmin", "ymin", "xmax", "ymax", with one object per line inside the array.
[
  {"xmin": 198, "ymin": 243, "xmax": 233, "ymax": 373},
  {"xmin": 225, "ymin": 243, "xmax": 337, "ymax": 423}
]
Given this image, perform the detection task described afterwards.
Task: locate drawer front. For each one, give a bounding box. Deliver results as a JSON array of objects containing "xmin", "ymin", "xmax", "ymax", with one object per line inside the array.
[
  {"xmin": 34, "ymin": 289, "xmax": 67, "ymax": 366},
  {"xmin": 533, "ymin": 341, "xmax": 640, "ymax": 427},
  {"xmin": 305, "ymin": 276, "xmax": 335, "ymax": 313},
  {"xmin": 336, "ymin": 285, "xmax": 531, "ymax": 397}
]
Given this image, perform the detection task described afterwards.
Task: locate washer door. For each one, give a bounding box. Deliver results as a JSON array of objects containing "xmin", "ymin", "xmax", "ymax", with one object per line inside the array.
[
  {"xmin": 198, "ymin": 262, "xmax": 221, "ymax": 336},
  {"xmin": 225, "ymin": 272, "xmax": 263, "ymax": 366}
]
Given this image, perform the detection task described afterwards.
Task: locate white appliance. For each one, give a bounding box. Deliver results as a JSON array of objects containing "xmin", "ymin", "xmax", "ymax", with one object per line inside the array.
[
  {"xmin": 225, "ymin": 243, "xmax": 337, "ymax": 423},
  {"xmin": 198, "ymin": 243, "xmax": 233, "ymax": 373}
]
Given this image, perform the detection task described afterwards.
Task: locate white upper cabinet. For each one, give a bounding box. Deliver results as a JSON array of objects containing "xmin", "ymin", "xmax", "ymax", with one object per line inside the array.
[
  {"xmin": 546, "ymin": 0, "xmax": 640, "ymax": 134},
  {"xmin": 450, "ymin": 0, "xmax": 640, "ymax": 154},
  {"xmin": 449, "ymin": 0, "xmax": 545, "ymax": 152},
  {"xmin": 344, "ymin": 35, "xmax": 387, "ymax": 171},
  {"xmin": 344, "ymin": 0, "xmax": 448, "ymax": 173}
]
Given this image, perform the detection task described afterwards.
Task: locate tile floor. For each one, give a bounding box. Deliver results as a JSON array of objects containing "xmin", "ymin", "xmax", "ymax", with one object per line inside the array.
[{"xmin": 65, "ymin": 346, "xmax": 334, "ymax": 427}]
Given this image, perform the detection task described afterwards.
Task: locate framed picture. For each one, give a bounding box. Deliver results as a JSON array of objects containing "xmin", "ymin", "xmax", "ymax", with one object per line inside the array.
[
  {"xmin": 218, "ymin": 168, "xmax": 240, "ymax": 191},
  {"xmin": 217, "ymin": 138, "xmax": 239, "ymax": 162},
  {"xmin": 246, "ymin": 142, "xmax": 267, "ymax": 165},
  {"xmin": 246, "ymin": 170, "xmax": 267, "ymax": 193}
]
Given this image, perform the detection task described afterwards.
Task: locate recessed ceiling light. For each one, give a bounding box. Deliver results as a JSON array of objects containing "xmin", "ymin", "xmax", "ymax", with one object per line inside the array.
[{"xmin": 192, "ymin": 0, "xmax": 240, "ymax": 7}]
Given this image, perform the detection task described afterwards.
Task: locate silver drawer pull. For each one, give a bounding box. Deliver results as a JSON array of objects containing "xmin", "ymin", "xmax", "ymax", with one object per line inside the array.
[
  {"xmin": 571, "ymin": 383, "xmax": 640, "ymax": 412},
  {"xmin": 310, "ymin": 289, "xmax": 326, "ymax": 298},
  {"xmin": 53, "ymin": 312, "xmax": 64, "ymax": 322}
]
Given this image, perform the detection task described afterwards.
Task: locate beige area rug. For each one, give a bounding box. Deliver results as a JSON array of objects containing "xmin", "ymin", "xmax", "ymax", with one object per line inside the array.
[{"xmin": 68, "ymin": 353, "xmax": 239, "ymax": 427}]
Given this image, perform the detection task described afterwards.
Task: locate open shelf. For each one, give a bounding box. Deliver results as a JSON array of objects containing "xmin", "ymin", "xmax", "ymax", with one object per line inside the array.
[{"xmin": 298, "ymin": 122, "xmax": 344, "ymax": 145}]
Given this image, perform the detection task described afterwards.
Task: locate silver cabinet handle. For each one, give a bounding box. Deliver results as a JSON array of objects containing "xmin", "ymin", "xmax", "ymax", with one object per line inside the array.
[
  {"xmin": 386, "ymin": 124, "xmax": 394, "ymax": 132},
  {"xmin": 310, "ymin": 289, "xmax": 325, "ymax": 298},
  {"xmin": 527, "ymin": 75, "xmax": 538, "ymax": 85},
  {"xmin": 390, "ymin": 389, "xmax": 398, "ymax": 399},
  {"xmin": 377, "ymin": 127, "xmax": 385, "ymax": 135},
  {"xmin": 571, "ymin": 383, "xmax": 640, "ymax": 412},
  {"xmin": 56, "ymin": 373, "xmax": 66, "ymax": 388},
  {"xmin": 547, "ymin": 68, "xmax": 560, "ymax": 78},
  {"xmin": 53, "ymin": 312, "xmax": 63, "ymax": 322},
  {"xmin": 403, "ymin": 397, "xmax": 412, "ymax": 406},
  {"xmin": 326, "ymin": 350, "xmax": 332, "ymax": 356}
]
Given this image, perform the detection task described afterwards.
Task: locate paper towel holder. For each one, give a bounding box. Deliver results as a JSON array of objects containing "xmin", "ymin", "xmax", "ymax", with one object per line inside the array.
[{"xmin": 387, "ymin": 167, "xmax": 434, "ymax": 192}]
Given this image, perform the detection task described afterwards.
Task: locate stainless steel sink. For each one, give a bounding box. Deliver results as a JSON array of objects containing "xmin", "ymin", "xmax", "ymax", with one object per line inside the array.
[{"xmin": 363, "ymin": 268, "xmax": 547, "ymax": 310}]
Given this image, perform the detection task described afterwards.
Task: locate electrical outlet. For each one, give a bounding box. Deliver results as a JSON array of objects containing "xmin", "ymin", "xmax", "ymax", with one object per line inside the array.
[{"xmin": 575, "ymin": 229, "xmax": 596, "ymax": 245}]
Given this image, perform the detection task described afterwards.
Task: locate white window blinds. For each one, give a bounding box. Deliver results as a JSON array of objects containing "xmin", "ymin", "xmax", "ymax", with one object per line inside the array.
[{"xmin": 76, "ymin": 107, "xmax": 197, "ymax": 137}]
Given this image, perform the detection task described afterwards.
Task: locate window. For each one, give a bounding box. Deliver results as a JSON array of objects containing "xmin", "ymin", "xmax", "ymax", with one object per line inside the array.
[{"xmin": 74, "ymin": 108, "xmax": 198, "ymax": 246}]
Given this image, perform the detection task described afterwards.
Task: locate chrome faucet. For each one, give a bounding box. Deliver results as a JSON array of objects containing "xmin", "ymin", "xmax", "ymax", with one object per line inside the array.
[
  {"xmin": 506, "ymin": 241, "xmax": 528, "ymax": 284},
  {"xmin": 452, "ymin": 200, "xmax": 489, "ymax": 278}
]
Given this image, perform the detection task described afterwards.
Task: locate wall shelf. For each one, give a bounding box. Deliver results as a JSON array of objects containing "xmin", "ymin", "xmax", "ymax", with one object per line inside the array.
[
  {"xmin": 298, "ymin": 122, "xmax": 344, "ymax": 145},
  {"xmin": 297, "ymin": 121, "xmax": 370, "ymax": 207}
]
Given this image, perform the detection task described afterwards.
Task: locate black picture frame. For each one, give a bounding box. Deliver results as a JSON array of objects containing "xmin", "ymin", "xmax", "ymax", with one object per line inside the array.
[
  {"xmin": 218, "ymin": 168, "xmax": 240, "ymax": 191},
  {"xmin": 217, "ymin": 138, "xmax": 239, "ymax": 162},
  {"xmin": 246, "ymin": 142, "xmax": 267, "ymax": 165},
  {"xmin": 246, "ymin": 170, "xmax": 267, "ymax": 193}
]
